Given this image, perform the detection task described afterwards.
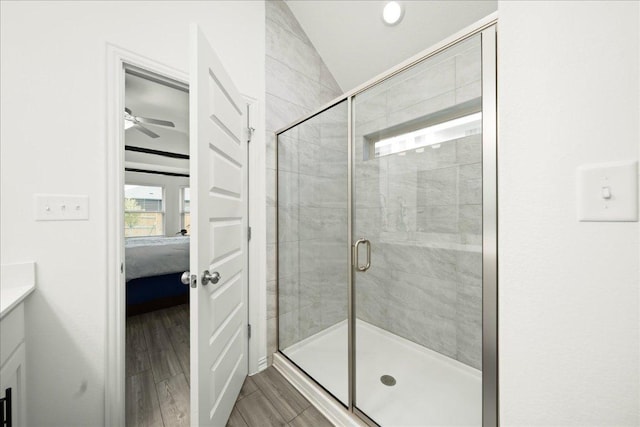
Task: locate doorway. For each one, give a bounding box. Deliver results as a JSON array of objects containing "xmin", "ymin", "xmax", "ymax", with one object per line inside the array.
[{"xmin": 122, "ymin": 65, "xmax": 192, "ymax": 426}]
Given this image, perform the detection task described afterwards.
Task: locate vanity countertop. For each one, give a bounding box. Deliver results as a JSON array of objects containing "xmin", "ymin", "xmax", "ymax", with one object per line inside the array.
[{"xmin": 1, "ymin": 262, "xmax": 36, "ymax": 319}]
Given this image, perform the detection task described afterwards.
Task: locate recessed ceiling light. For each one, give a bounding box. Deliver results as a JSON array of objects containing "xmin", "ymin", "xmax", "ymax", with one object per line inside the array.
[{"xmin": 382, "ymin": 1, "xmax": 404, "ymax": 26}]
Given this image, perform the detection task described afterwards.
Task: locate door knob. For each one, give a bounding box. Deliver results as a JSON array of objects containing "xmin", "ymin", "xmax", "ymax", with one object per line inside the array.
[
  {"xmin": 181, "ymin": 271, "xmax": 196, "ymax": 288},
  {"xmin": 202, "ymin": 270, "xmax": 220, "ymax": 286}
]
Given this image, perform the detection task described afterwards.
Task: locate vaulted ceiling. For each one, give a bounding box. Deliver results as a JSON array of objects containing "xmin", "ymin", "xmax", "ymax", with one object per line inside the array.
[{"xmin": 285, "ymin": 0, "xmax": 497, "ymax": 92}]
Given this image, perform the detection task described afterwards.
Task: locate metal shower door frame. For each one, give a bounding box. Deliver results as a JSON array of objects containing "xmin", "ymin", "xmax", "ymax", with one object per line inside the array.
[{"xmin": 275, "ymin": 15, "xmax": 498, "ymax": 427}]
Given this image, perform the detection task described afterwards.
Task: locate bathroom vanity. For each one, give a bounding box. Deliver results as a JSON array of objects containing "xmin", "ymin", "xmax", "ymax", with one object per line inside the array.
[{"xmin": 1, "ymin": 262, "xmax": 35, "ymax": 427}]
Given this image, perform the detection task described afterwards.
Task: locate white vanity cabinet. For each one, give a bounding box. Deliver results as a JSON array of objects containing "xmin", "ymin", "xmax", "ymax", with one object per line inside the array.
[
  {"xmin": 1, "ymin": 262, "xmax": 35, "ymax": 427},
  {"xmin": 0, "ymin": 304, "xmax": 27, "ymax": 427}
]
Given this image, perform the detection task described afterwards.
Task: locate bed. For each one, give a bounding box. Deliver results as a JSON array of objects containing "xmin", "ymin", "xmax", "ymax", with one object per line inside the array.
[{"xmin": 125, "ymin": 236, "xmax": 190, "ymax": 316}]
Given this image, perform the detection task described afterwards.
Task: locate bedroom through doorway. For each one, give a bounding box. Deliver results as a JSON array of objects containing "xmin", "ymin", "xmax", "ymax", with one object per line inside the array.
[{"xmin": 122, "ymin": 65, "xmax": 192, "ymax": 426}]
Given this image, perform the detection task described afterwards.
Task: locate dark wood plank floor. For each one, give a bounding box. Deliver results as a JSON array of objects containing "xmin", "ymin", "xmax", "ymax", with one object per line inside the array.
[
  {"xmin": 126, "ymin": 304, "xmax": 332, "ymax": 427},
  {"xmin": 126, "ymin": 304, "xmax": 191, "ymax": 427}
]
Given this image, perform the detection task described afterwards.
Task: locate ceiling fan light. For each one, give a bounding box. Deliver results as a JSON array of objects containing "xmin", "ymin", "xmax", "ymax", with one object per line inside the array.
[{"xmin": 124, "ymin": 120, "xmax": 135, "ymax": 130}]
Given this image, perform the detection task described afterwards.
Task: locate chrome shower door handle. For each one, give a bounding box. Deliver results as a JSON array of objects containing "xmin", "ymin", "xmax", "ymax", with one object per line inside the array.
[{"xmin": 353, "ymin": 238, "xmax": 371, "ymax": 272}]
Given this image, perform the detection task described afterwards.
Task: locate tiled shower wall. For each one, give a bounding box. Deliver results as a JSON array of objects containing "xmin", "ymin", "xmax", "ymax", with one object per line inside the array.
[
  {"xmin": 353, "ymin": 36, "xmax": 483, "ymax": 369},
  {"xmin": 265, "ymin": 0, "xmax": 343, "ymax": 365},
  {"xmin": 278, "ymin": 102, "xmax": 349, "ymax": 350}
]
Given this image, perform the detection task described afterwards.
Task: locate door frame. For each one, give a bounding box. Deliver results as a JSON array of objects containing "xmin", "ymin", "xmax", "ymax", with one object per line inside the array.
[{"xmin": 105, "ymin": 43, "xmax": 261, "ymax": 427}]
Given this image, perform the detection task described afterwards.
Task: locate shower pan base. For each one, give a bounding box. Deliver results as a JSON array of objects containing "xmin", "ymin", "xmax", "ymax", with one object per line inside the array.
[{"xmin": 280, "ymin": 320, "xmax": 481, "ymax": 427}]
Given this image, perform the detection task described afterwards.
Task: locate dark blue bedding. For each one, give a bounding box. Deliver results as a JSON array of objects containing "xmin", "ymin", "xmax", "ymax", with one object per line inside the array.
[{"xmin": 126, "ymin": 272, "xmax": 188, "ymax": 306}]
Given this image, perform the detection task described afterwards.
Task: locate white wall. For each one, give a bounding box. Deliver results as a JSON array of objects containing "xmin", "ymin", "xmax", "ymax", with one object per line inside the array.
[
  {"xmin": 498, "ymin": 1, "xmax": 639, "ymax": 425},
  {"xmin": 0, "ymin": 2, "xmax": 265, "ymax": 426}
]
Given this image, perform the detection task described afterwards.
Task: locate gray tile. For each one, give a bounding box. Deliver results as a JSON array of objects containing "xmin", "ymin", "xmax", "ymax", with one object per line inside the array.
[
  {"xmin": 298, "ymin": 207, "xmax": 347, "ymax": 241},
  {"xmin": 455, "ymin": 80, "xmax": 482, "ymax": 104},
  {"xmin": 459, "ymin": 163, "xmax": 482, "ymax": 205},
  {"xmin": 266, "ymin": 94, "xmax": 310, "ymax": 134},
  {"xmin": 386, "ymin": 90, "xmax": 456, "ymax": 130},
  {"xmin": 266, "ymin": 132, "xmax": 277, "ymax": 171},
  {"xmin": 267, "ymin": 280, "xmax": 278, "ymax": 320},
  {"xmin": 267, "ymin": 207, "xmax": 277, "ymax": 245},
  {"xmin": 417, "ymin": 205, "xmax": 458, "ymax": 234},
  {"xmin": 278, "ymin": 274, "xmax": 300, "ymax": 315},
  {"xmin": 278, "ymin": 170, "xmax": 299, "ymax": 208},
  {"xmin": 455, "ymin": 45, "xmax": 481, "ymax": 88},
  {"xmin": 267, "ymin": 168, "xmax": 277, "ymax": 206},
  {"xmin": 277, "ymin": 132, "xmax": 300, "ymax": 174},
  {"xmin": 417, "ymin": 166, "xmax": 459, "ymax": 207},
  {"xmin": 237, "ymin": 376, "xmax": 259, "ymax": 401},
  {"xmin": 266, "ymin": 23, "xmax": 321, "ymax": 82},
  {"xmin": 456, "ymin": 134, "xmax": 482, "ymax": 165},
  {"xmin": 253, "ymin": 368, "xmax": 310, "ymax": 422},
  {"xmin": 386, "ymin": 57, "xmax": 456, "ymax": 113},
  {"xmin": 227, "ymin": 406, "xmax": 249, "ymax": 427},
  {"xmin": 319, "ymin": 59, "xmax": 342, "ymax": 94},
  {"xmin": 267, "ymin": 57, "xmax": 324, "ymax": 111},
  {"xmin": 267, "ymin": 317, "xmax": 278, "ymax": 357},
  {"xmin": 278, "ymin": 240, "xmax": 299, "ymax": 279},
  {"xmin": 267, "ymin": 243, "xmax": 277, "ymax": 282},
  {"xmin": 278, "ymin": 309, "xmax": 300, "ymax": 349},
  {"xmin": 298, "ymin": 303, "xmax": 324, "ymax": 341},
  {"xmin": 289, "ymin": 405, "xmax": 333, "ymax": 427},
  {"xmin": 459, "ymin": 204, "xmax": 482, "ymax": 235},
  {"xmin": 266, "ymin": 0, "xmax": 313, "ymax": 47},
  {"xmin": 278, "ymin": 205, "xmax": 299, "ymax": 243},
  {"xmin": 236, "ymin": 389, "xmax": 287, "ymax": 427}
]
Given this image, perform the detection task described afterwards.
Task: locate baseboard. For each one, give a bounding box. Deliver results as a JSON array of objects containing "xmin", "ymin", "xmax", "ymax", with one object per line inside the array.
[
  {"xmin": 257, "ymin": 356, "xmax": 268, "ymax": 373},
  {"xmin": 273, "ymin": 353, "xmax": 366, "ymax": 427}
]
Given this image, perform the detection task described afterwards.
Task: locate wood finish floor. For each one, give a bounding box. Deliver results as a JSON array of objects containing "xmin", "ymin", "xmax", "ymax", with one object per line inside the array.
[
  {"xmin": 126, "ymin": 304, "xmax": 333, "ymax": 427},
  {"xmin": 126, "ymin": 304, "xmax": 191, "ymax": 427}
]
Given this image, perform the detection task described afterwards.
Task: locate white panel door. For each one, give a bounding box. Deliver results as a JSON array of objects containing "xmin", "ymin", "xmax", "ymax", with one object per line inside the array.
[{"xmin": 189, "ymin": 24, "xmax": 248, "ymax": 427}]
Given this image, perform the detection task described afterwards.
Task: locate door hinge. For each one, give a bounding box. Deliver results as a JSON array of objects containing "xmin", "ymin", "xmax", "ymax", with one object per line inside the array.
[
  {"xmin": 247, "ymin": 126, "xmax": 255, "ymax": 144},
  {"xmin": 247, "ymin": 324, "xmax": 252, "ymax": 339},
  {"xmin": 248, "ymin": 226, "xmax": 252, "ymax": 241},
  {"xmin": 120, "ymin": 262, "xmax": 124, "ymax": 273}
]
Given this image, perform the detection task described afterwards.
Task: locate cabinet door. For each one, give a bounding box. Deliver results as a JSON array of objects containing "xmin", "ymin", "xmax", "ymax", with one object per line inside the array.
[{"xmin": 0, "ymin": 343, "xmax": 26, "ymax": 427}]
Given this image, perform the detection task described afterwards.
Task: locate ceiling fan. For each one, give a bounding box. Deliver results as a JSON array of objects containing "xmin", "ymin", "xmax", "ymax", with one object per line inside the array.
[{"xmin": 124, "ymin": 107, "xmax": 175, "ymax": 138}]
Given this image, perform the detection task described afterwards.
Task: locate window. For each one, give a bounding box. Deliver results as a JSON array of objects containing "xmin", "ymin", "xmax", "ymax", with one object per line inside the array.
[
  {"xmin": 365, "ymin": 98, "xmax": 482, "ymax": 159},
  {"xmin": 181, "ymin": 187, "xmax": 190, "ymax": 235},
  {"xmin": 124, "ymin": 185, "xmax": 164, "ymax": 237}
]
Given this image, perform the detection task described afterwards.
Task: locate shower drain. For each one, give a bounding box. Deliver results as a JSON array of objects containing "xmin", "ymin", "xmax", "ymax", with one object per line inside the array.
[{"xmin": 380, "ymin": 375, "xmax": 396, "ymax": 386}]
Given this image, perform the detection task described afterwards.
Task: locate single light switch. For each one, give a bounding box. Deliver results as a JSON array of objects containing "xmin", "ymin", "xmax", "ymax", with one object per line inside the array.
[
  {"xmin": 577, "ymin": 160, "xmax": 638, "ymax": 221},
  {"xmin": 35, "ymin": 194, "xmax": 89, "ymax": 221}
]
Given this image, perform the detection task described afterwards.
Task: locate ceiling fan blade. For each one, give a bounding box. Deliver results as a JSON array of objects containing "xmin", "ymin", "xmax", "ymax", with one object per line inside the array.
[
  {"xmin": 133, "ymin": 124, "xmax": 160, "ymax": 138},
  {"xmin": 136, "ymin": 116, "xmax": 175, "ymax": 128}
]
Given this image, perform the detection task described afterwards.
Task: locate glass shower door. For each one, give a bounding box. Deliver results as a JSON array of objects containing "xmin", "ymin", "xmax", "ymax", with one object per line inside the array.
[
  {"xmin": 277, "ymin": 100, "xmax": 349, "ymax": 406},
  {"xmin": 352, "ymin": 34, "xmax": 484, "ymax": 426}
]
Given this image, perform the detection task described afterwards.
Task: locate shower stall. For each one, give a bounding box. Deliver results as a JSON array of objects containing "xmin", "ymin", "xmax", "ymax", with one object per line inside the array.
[{"xmin": 275, "ymin": 18, "xmax": 497, "ymax": 427}]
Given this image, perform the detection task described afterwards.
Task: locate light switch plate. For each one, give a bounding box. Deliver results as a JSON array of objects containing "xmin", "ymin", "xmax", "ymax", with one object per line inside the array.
[
  {"xmin": 577, "ymin": 160, "xmax": 638, "ymax": 221},
  {"xmin": 34, "ymin": 194, "xmax": 89, "ymax": 221}
]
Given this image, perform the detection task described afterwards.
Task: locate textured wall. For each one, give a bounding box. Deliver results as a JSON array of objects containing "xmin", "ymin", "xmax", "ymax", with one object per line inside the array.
[
  {"xmin": 265, "ymin": 0, "xmax": 343, "ymax": 363},
  {"xmin": 278, "ymin": 102, "xmax": 348, "ymax": 349},
  {"xmin": 353, "ymin": 35, "xmax": 484, "ymax": 369}
]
